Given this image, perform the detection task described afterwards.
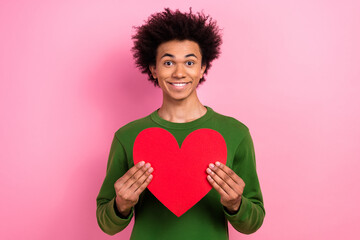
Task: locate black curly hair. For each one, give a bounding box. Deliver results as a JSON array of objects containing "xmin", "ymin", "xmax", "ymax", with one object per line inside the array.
[{"xmin": 132, "ymin": 8, "xmax": 222, "ymax": 86}]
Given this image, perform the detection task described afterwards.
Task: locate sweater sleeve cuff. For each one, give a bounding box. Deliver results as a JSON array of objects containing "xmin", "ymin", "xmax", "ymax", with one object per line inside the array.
[
  {"xmin": 107, "ymin": 198, "xmax": 133, "ymax": 224},
  {"xmin": 224, "ymin": 196, "xmax": 250, "ymax": 222}
]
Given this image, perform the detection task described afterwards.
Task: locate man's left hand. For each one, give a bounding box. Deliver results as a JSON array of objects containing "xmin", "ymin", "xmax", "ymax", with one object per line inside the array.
[{"xmin": 206, "ymin": 162, "xmax": 245, "ymax": 214}]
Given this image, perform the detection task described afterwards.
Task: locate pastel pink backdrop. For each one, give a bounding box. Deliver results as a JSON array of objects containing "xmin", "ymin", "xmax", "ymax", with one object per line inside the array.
[{"xmin": 1, "ymin": 0, "xmax": 359, "ymax": 239}]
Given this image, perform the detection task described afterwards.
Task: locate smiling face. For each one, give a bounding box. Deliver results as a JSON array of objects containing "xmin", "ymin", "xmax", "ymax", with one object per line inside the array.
[{"xmin": 149, "ymin": 40, "xmax": 206, "ymax": 102}]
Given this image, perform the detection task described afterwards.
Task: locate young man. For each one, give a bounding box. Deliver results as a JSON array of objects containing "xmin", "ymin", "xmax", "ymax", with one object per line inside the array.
[{"xmin": 96, "ymin": 8, "xmax": 265, "ymax": 239}]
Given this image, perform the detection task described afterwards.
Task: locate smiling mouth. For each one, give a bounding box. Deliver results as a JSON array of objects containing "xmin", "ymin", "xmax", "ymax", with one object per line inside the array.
[{"xmin": 169, "ymin": 82, "xmax": 190, "ymax": 87}]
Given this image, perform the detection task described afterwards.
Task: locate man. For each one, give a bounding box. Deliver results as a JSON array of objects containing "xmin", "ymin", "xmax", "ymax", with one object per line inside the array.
[{"xmin": 96, "ymin": 8, "xmax": 265, "ymax": 239}]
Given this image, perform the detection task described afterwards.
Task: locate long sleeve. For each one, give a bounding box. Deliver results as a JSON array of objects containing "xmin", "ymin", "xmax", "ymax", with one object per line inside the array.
[
  {"xmin": 96, "ymin": 135, "xmax": 133, "ymax": 235},
  {"xmin": 224, "ymin": 130, "xmax": 265, "ymax": 234}
]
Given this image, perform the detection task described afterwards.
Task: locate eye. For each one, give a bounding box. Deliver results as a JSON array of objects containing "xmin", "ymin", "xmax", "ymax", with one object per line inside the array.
[
  {"xmin": 164, "ymin": 61, "xmax": 173, "ymax": 66},
  {"xmin": 185, "ymin": 61, "xmax": 194, "ymax": 66}
]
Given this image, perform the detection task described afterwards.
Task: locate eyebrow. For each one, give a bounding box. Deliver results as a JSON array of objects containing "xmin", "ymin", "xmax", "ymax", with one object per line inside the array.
[{"xmin": 160, "ymin": 53, "xmax": 198, "ymax": 59}]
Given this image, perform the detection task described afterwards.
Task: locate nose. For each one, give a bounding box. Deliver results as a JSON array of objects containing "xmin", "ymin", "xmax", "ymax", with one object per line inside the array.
[{"xmin": 172, "ymin": 64, "xmax": 186, "ymax": 79}]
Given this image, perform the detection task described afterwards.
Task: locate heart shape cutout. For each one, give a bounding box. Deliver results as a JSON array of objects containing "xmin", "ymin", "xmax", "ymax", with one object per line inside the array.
[{"xmin": 133, "ymin": 127, "xmax": 227, "ymax": 217}]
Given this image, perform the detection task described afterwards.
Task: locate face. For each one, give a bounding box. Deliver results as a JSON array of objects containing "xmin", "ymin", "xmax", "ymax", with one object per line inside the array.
[{"xmin": 149, "ymin": 40, "xmax": 206, "ymax": 102}]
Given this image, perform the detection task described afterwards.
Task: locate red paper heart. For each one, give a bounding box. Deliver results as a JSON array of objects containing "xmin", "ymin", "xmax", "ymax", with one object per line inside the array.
[{"xmin": 133, "ymin": 127, "xmax": 227, "ymax": 217}]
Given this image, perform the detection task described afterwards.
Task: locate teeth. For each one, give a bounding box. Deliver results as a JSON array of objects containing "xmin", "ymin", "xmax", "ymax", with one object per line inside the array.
[{"xmin": 172, "ymin": 83, "xmax": 187, "ymax": 87}]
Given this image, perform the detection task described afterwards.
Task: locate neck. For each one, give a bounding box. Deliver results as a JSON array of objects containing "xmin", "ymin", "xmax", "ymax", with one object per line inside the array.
[{"xmin": 158, "ymin": 92, "xmax": 207, "ymax": 123}]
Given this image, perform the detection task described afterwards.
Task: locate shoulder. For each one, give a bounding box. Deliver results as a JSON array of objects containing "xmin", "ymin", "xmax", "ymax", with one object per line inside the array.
[
  {"xmin": 210, "ymin": 108, "xmax": 250, "ymax": 134},
  {"xmin": 114, "ymin": 112, "xmax": 154, "ymax": 141}
]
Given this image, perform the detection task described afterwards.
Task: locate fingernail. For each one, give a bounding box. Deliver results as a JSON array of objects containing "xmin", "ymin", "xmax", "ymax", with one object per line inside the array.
[
  {"xmin": 145, "ymin": 163, "xmax": 151, "ymax": 168},
  {"xmin": 207, "ymin": 175, "xmax": 212, "ymax": 180},
  {"xmin": 148, "ymin": 175, "xmax": 153, "ymax": 180},
  {"xmin": 209, "ymin": 163, "xmax": 215, "ymax": 169},
  {"xmin": 206, "ymin": 168, "xmax": 212, "ymax": 174},
  {"xmin": 139, "ymin": 161, "xmax": 145, "ymax": 166},
  {"xmin": 148, "ymin": 167, "xmax": 153, "ymax": 173},
  {"xmin": 215, "ymin": 161, "xmax": 221, "ymax": 166}
]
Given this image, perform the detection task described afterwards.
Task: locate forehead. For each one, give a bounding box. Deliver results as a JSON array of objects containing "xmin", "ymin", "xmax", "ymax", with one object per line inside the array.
[{"xmin": 156, "ymin": 40, "xmax": 202, "ymax": 58}]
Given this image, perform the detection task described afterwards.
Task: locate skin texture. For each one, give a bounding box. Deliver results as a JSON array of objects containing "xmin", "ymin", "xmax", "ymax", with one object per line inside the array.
[
  {"xmin": 149, "ymin": 40, "xmax": 206, "ymax": 103},
  {"xmin": 115, "ymin": 39, "xmax": 244, "ymax": 217},
  {"xmin": 149, "ymin": 40, "xmax": 207, "ymax": 123},
  {"xmin": 207, "ymin": 162, "xmax": 245, "ymax": 213},
  {"xmin": 114, "ymin": 161, "xmax": 154, "ymax": 217}
]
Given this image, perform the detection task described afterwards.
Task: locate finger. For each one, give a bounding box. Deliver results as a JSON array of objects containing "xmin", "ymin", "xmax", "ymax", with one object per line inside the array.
[
  {"xmin": 208, "ymin": 163, "xmax": 237, "ymax": 191},
  {"xmin": 114, "ymin": 161, "xmax": 145, "ymax": 189},
  {"xmin": 206, "ymin": 167, "xmax": 234, "ymax": 196},
  {"xmin": 124, "ymin": 163, "xmax": 151, "ymax": 189},
  {"xmin": 115, "ymin": 165, "xmax": 153, "ymax": 203},
  {"xmin": 134, "ymin": 173, "xmax": 153, "ymax": 195},
  {"xmin": 215, "ymin": 162, "xmax": 244, "ymax": 184},
  {"xmin": 206, "ymin": 174, "xmax": 228, "ymax": 197},
  {"xmin": 212, "ymin": 162, "xmax": 245, "ymax": 193},
  {"xmin": 129, "ymin": 166, "xmax": 153, "ymax": 192},
  {"xmin": 121, "ymin": 161, "xmax": 146, "ymax": 182}
]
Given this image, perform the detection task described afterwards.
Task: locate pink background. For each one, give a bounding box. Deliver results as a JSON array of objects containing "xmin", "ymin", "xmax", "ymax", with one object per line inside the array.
[{"xmin": 1, "ymin": 0, "xmax": 360, "ymax": 239}]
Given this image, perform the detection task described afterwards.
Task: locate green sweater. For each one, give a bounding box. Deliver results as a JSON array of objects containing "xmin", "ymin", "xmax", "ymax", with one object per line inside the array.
[{"xmin": 96, "ymin": 106, "xmax": 265, "ymax": 239}]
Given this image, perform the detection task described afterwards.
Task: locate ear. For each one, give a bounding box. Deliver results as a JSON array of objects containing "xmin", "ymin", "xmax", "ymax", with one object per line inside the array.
[
  {"xmin": 200, "ymin": 64, "xmax": 206, "ymax": 79},
  {"xmin": 149, "ymin": 65, "xmax": 157, "ymax": 79}
]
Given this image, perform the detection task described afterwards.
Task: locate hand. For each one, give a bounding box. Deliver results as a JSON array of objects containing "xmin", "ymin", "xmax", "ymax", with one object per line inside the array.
[
  {"xmin": 206, "ymin": 161, "xmax": 245, "ymax": 214},
  {"xmin": 114, "ymin": 161, "xmax": 153, "ymax": 217}
]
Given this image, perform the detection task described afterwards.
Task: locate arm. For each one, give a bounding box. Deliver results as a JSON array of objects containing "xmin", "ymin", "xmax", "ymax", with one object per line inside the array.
[
  {"xmin": 96, "ymin": 135, "xmax": 153, "ymax": 235},
  {"xmin": 96, "ymin": 135, "xmax": 132, "ymax": 235},
  {"xmin": 207, "ymin": 130, "xmax": 265, "ymax": 234}
]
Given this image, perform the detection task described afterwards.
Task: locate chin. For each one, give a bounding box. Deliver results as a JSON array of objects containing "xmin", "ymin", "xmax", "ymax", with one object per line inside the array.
[
  {"xmin": 164, "ymin": 92, "xmax": 189, "ymax": 101},
  {"xmin": 170, "ymin": 95, "xmax": 189, "ymax": 101}
]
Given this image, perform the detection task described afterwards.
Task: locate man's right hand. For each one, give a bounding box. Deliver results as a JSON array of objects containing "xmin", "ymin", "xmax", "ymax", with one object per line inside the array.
[{"xmin": 114, "ymin": 161, "xmax": 153, "ymax": 217}]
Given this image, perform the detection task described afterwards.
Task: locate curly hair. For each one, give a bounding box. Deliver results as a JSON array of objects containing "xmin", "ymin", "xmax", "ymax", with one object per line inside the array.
[{"xmin": 131, "ymin": 8, "xmax": 222, "ymax": 86}]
